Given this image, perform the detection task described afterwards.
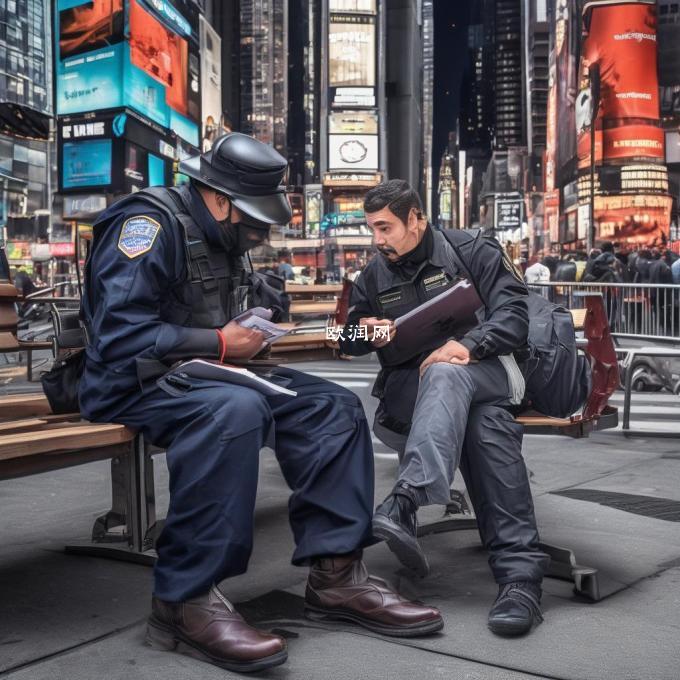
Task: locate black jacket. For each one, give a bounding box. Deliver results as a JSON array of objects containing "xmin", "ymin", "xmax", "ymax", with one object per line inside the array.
[{"xmin": 339, "ymin": 228, "xmax": 529, "ymax": 365}]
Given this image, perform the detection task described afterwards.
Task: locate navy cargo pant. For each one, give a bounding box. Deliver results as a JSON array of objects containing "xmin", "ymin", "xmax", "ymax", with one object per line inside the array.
[
  {"xmin": 400, "ymin": 360, "xmax": 549, "ymax": 584},
  {"xmin": 114, "ymin": 367, "xmax": 375, "ymax": 602}
]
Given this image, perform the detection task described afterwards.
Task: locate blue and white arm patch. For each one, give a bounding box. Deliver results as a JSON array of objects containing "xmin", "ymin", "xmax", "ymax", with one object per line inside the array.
[{"xmin": 118, "ymin": 216, "xmax": 161, "ymax": 259}]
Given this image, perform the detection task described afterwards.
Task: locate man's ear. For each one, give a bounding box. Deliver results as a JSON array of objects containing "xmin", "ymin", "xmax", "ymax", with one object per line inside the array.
[{"xmin": 408, "ymin": 207, "xmax": 419, "ymax": 231}]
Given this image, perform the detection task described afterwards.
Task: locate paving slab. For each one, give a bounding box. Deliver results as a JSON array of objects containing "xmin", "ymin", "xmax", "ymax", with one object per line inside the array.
[
  {"xmin": 3, "ymin": 357, "xmax": 680, "ymax": 679},
  {"xmin": 3, "ymin": 624, "xmax": 549, "ymax": 680}
]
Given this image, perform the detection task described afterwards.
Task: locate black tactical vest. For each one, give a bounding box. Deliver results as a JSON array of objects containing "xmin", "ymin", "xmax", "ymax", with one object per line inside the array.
[
  {"xmin": 98, "ymin": 186, "xmax": 247, "ymax": 330},
  {"xmin": 362, "ymin": 229, "xmax": 485, "ymax": 435},
  {"xmin": 362, "ymin": 229, "xmax": 474, "ymax": 368}
]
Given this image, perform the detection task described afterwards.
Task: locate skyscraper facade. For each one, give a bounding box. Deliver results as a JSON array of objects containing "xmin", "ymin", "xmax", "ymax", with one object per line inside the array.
[
  {"xmin": 0, "ymin": 0, "xmax": 53, "ymax": 252},
  {"xmin": 239, "ymin": 0, "xmax": 288, "ymax": 154}
]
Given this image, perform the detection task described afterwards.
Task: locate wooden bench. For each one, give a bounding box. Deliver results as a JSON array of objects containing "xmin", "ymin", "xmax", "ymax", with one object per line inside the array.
[
  {"xmin": 0, "ymin": 282, "xmax": 54, "ymax": 380},
  {"xmin": 286, "ymin": 282, "xmax": 343, "ymax": 321},
  {"xmin": 1, "ymin": 289, "xmax": 618, "ymax": 586},
  {"xmin": 372, "ymin": 293, "xmax": 620, "ymax": 601},
  {"xmin": 267, "ymin": 280, "xmax": 353, "ymax": 360},
  {"xmin": 0, "ymin": 392, "xmax": 160, "ymax": 562}
]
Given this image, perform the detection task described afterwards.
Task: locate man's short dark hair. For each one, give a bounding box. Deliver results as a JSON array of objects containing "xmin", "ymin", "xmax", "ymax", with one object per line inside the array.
[{"xmin": 364, "ymin": 179, "xmax": 422, "ymax": 225}]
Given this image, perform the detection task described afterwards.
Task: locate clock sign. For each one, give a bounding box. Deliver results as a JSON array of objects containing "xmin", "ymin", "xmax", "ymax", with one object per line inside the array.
[{"xmin": 339, "ymin": 139, "xmax": 368, "ymax": 164}]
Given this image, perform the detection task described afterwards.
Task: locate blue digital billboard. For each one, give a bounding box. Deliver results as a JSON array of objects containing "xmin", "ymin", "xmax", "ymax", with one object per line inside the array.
[
  {"xmin": 148, "ymin": 153, "xmax": 165, "ymax": 186},
  {"xmin": 55, "ymin": 0, "xmax": 200, "ymax": 147},
  {"xmin": 62, "ymin": 139, "xmax": 113, "ymax": 189},
  {"xmin": 55, "ymin": 0, "xmax": 125, "ymax": 115}
]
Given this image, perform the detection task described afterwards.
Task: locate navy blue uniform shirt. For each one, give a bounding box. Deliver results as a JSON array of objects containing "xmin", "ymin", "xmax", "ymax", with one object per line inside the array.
[{"xmin": 79, "ymin": 188, "xmax": 223, "ymax": 421}]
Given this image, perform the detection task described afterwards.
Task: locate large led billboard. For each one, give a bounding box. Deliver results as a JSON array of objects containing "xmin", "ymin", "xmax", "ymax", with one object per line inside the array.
[
  {"xmin": 595, "ymin": 194, "xmax": 672, "ymax": 246},
  {"xmin": 125, "ymin": 0, "xmax": 200, "ymax": 146},
  {"xmin": 577, "ymin": 1, "xmax": 664, "ymax": 167},
  {"xmin": 329, "ymin": 0, "xmax": 376, "ymax": 12},
  {"xmin": 55, "ymin": 0, "xmax": 126, "ymax": 114},
  {"xmin": 58, "ymin": 109, "xmax": 173, "ymax": 194},
  {"xmin": 55, "ymin": 0, "xmax": 200, "ymax": 146},
  {"xmin": 62, "ymin": 139, "xmax": 113, "ymax": 189},
  {"xmin": 328, "ymin": 134, "xmax": 378, "ymax": 170},
  {"xmin": 554, "ymin": 0, "xmax": 578, "ymax": 179},
  {"xmin": 199, "ymin": 15, "xmax": 222, "ymax": 151},
  {"xmin": 329, "ymin": 15, "xmax": 376, "ymax": 87}
]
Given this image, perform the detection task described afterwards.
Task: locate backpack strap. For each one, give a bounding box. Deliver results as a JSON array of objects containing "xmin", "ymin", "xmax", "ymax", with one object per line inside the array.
[
  {"xmin": 136, "ymin": 187, "xmax": 221, "ymax": 296},
  {"xmin": 439, "ymin": 228, "xmax": 483, "ymax": 299}
]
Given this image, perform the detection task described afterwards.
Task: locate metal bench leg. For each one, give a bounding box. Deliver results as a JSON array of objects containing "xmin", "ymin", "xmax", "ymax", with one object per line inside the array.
[
  {"xmin": 415, "ymin": 495, "xmax": 602, "ymax": 602},
  {"xmin": 65, "ymin": 435, "xmax": 159, "ymax": 565},
  {"xmin": 540, "ymin": 542, "xmax": 600, "ymax": 601},
  {"xmin": 417, "ymin": 490, "xmax": 479, "ymax": 537},
  {"xmin": 623, "ymin": 357, "xmax": 634, "ymax": 431}
]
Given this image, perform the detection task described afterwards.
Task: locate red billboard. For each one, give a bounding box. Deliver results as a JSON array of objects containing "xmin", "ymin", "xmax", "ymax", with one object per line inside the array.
[
  {"xmin": 595, "ymin": 194, "xmax": 672, "ymax": 247},
  {"xmin": 129, "ymin": 0, "xmax": 191, "ymax": 118},
  {"xmin": 577, "ymin": 1, "xmax": 664, "ymax": 168}
]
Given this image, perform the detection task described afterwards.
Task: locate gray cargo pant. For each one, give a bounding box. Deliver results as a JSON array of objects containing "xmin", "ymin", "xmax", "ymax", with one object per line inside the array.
[{"xmin": 400, "ymin": 359, "xmax": 548, "ymax": 583}]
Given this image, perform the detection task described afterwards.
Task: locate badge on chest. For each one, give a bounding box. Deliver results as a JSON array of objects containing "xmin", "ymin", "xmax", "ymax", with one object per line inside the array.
[{"xmin": 422, "ymin": 271, "xmax": 449, "ymax": 293}]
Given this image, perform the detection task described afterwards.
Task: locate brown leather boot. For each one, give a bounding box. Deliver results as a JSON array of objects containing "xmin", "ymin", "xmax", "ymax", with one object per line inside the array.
[
  {"xmin": 304, "ymin": 551, "xmax": 443, "ymax": 637},
  {"xmin": 146, "ymin": 584, "xmax": 287, "ymax": 673}
]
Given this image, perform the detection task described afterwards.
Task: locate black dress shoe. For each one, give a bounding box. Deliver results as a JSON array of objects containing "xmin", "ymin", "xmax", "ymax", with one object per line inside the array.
[
  {"xmin": 488, "ymin": 581, "xmax": 543, "ymax": 636},
  {"xmin": 372, "ymin": 482, "xmax": 429, "ymax": 577}
]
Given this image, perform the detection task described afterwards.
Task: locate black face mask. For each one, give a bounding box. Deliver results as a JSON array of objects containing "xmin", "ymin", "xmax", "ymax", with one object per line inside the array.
[{"xmin": 221, "ymin": 207, "xmax": 270, "ymax": 255}]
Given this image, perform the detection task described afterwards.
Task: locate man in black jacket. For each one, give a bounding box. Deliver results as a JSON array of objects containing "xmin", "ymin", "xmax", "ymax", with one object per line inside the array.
[{"xmin": 339, "ymin": 180, "xmax": 548, "ymax": 636}]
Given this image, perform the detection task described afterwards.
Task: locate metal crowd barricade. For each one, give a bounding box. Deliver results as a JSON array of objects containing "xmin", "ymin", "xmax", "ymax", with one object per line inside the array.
[{"xmin": 528, "ymin": 282, "xmax": 680, "ymax": 339}]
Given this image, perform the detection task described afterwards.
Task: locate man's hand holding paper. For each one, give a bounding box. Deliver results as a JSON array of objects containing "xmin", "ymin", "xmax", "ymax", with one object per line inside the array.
[
  {"xmin": 220, "ymin": 320, "xmax": 266, "ymax": 360},
  {"xmin": 359, "ymin": 317, "xmax": 397, "ymax": 348}
]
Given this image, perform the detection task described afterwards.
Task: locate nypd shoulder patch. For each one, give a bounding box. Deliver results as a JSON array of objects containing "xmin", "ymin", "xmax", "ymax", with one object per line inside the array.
[{"xmin": 118, "ymin": 216, "xmax": 161, "ymax": 259}]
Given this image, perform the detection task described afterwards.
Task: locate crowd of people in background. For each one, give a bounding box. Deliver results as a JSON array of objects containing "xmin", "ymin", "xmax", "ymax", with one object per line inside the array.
[
  {"xmin": 258, "ymin": 237, "xmax": 680, "ymax": 290},
  {"xmin": 523, "ymin": 241, "xmax": 680, "ymax": 286}
]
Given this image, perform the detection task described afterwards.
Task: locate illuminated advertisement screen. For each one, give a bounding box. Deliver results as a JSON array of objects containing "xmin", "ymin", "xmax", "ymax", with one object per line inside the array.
[
  {"xmin": 595, "ymin": 194, "xmax": 671, "ymax": 246},
  {"xmin": 328, "ymin": 134, "xmax": 378, "ymax": 170},
  {"xmin": 55, "ymin": 0, "xmax": 125, "ymax": 114},
  {"xmin": 125, "ymin": 0, "xmax": 200, "ymax": 146},
  {"xmin": 148, "ymin": 153, "xmax": 165, "ymax": 186},
  {"xmin": 544, "ymin": 52, "xmax": 557, "ymax": 192},
  {"xmin": 329, "ymin": 15, "xmax": 376, "ymax": 87},
  {"xmin": 199, "ymin": 15, "xmax": 222, "ymax": 151},
  {"xmin": 62, "ymin": 139, "xmax": 112, "ymax": 189},
  {"xmin": 583, "ymin": 2, "xmax": 659, "ymax": 120},
  {"xmin": 329, "ymin": 111, "xmax": 378, "ymax": 134},
  {"xmin": 578, "ymin": 2, "xmax": 663, "ymax": 167},
  {"xmin": 55, "ymin": 0, "xmax": 200, "ymax": 146},
  {"xmin": 329, "ymin": 0, "xmax": 376, "ymax": 12},
  {"xmin": 554, "ymin": 0, "xmax": 578, "ymax": 178}
]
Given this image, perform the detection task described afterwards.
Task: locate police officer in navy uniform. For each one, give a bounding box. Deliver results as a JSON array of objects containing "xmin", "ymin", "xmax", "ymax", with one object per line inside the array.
[
  {"xmin": 339, "ymin": 180, "xmax": 549, "ymax": 637},
  {"xmin": 79, "ymin": 136, "xmax": 443, "ymax": 673}
]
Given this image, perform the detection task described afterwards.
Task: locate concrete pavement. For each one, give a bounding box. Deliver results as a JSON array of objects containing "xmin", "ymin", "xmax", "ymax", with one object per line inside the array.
[{"xmin": 1, "ymin": 355, "xmax": 679, "ymax": 679}]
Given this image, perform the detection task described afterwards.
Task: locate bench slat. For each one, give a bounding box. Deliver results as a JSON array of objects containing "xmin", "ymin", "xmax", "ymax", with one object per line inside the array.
[
  {"xmin": 0, "ymin": 393, "xmax": 53, "ymax": 419},
  {"xmin": 0, "ymin": 422, "xmax": 136, "ymax": 460},
  {"xmin": 0, "ymin": 418, "xmax": 51, "ymax": 433},
  {"xmin": 289, "ymin": 302, "xmax": 337, "ymax": 314},
  {"xmin": 516, "ymin": 415, "xmax": 573, "ymax": 427}
]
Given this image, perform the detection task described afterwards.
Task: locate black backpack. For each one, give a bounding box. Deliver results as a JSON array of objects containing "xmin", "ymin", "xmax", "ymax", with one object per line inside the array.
[
  {"xmin": 440, "ymin": 230, "xmax": 591, "ymax": 418},
  {"xmin": 522, "ymin": 293, "xmax": 591, "ymax": 417}
]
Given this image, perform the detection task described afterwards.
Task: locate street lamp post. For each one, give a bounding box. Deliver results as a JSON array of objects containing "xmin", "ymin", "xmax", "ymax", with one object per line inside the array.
[{"xmin": 588, "ymin": 63, "xmax": 601, "ymax": 253}]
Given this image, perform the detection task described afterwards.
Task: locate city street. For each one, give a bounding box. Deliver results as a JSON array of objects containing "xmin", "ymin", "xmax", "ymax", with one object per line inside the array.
[
  {"xmin": 1, "ymin": 0, "xmax": 680, "ymax": 677},
  {"xmin": 1, "ymin": 355, "xmax": 679, "ymax": 680}
]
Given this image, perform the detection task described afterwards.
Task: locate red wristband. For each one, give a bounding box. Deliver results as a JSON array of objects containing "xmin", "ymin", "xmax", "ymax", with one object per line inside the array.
[{"xmin": 216, "ymin": 329, "xmax": 227, "ymax": 362}]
